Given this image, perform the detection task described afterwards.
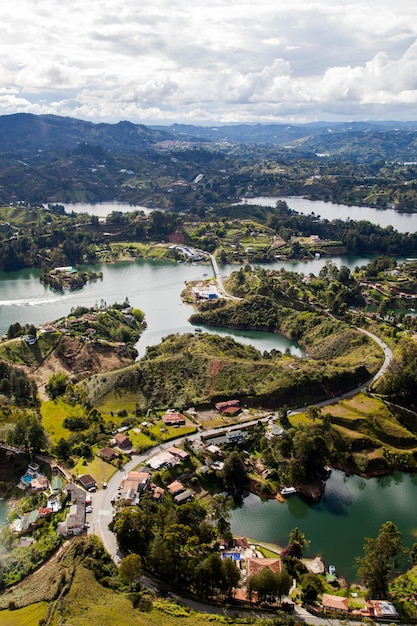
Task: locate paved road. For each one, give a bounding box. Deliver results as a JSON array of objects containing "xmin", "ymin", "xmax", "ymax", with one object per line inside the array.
[{"xmin": 87, "ymin": 322, "xmax": 393, "ymax": 622}]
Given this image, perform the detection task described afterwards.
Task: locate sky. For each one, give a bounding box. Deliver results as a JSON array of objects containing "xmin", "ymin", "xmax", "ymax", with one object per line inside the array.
[{"xmin": 1, "ymin": 0, "xmax": 417, "ymax": 125}]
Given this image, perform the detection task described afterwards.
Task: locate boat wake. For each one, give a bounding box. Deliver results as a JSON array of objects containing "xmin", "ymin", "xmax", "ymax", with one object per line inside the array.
[{"xmin": 0, "ymin": 295, "xmax": 71, "ymax": 307}]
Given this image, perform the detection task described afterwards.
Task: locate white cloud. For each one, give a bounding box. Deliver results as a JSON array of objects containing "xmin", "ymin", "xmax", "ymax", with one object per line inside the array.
[{"xmin": 0, "ymin": 1, "xmax": 416, "ymax": 123}]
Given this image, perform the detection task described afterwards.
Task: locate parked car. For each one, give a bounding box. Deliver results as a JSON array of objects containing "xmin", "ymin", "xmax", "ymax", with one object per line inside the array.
[{"xmin": 86, "ymin": 506, "xmax": 93, "ymax": 513}]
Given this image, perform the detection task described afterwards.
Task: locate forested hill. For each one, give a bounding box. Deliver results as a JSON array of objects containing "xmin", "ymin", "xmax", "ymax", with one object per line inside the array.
[
  {"xmin": 0, "ymin": 113, "xmax": 172, "ymax": 156},
  {"xmin": 1, "ymin": 113, "xmax": 417, "ymax": 160}
]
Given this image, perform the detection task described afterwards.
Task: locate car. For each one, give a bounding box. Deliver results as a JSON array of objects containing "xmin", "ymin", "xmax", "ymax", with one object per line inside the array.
[
  {"xmin": 117, "ymin": 485, "xmax": 122, "ymax": 491},
  {"xmin": 102, "ymin": 482, "xmax": 107, "ymax": 489},
  {"xmin": 85, "ymin": 506, "xmax": 93, "ymax": 513},
  {"xmin": 84, "ymin": 522, "xmax": 90, "ymax": 529}
]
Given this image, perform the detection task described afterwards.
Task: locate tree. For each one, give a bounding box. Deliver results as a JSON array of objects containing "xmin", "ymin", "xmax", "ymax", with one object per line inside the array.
[
  {"xmin": 284, "ymin": 527, "xmax": 309, "ymax": 560},
  {"xmin": 276, "ymin": 566, "xmax": 292, "ymax": 603},
  {"xmin": 119, "ymin": 553, "xmax": 142, "ymax": 589},
  {"xmin": 222, "ymin": 451, "xmax": 248, "ymax": 497},
  {"xmin": 45, "ymin": 372, "xmax": 69, "ymax": 400},
  {"xmin": 221, "ymin": 557, "xmax": 241, "ymax": 599},
  {"xmin": 356, "ymin": 521, "xmax": 406, "ymax": 599}
]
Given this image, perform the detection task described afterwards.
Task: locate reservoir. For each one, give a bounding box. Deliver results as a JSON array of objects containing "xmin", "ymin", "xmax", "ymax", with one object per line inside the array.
[
  {"xmin": 0, "ymin": 254, "xmax": 370, "ymax": 354},
  {"xmin": 245, "ymin": 196, "xmax": 417, "ymax": 233},
  {"xmin": 230, "ymin": 469, "xmax": 417, "ymax": 582},
  {"xmin": 1, "ymin": 200, "xmax": 416, "ymax": 579}
]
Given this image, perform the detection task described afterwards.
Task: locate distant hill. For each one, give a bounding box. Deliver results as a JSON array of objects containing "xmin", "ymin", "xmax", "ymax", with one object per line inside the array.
[
  {"xmin": 0, "ymin": 113, "xmax": 417, "ymax": 204},
  {"xmin": 0, "ymin": 113, "xmax": 172, "ymax": 156},
  {"xmin": 152, "ymin": 121, "xmax": 417, "ymax": 162}
]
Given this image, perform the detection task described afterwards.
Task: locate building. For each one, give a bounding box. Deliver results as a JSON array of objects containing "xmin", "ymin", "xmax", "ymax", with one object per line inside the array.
[
  {"xmin": 174, "ymin": 489, "xmax": 194, "ymax": 504},
  {"xmin": 30, "ymin": 476, "xmax": 49, "ymax": 493},
  {"xmin": 215, "ymin": 400, "xmax": 240, "ymax": 412},
  {"xmin": 246, "ymin": 557, "xmax": 282, "ymax": 579},
  {"xmin": 322, "ymin": 593, "xmax": 349, "ymax": 613},
  {"xmin": 166, "ymin": 446, "xmax": 190, "ymax": 461},
  {"xmin": 167, "ymin": 480, "xmax": 185, "ymax": 496},
  {"xmin": 99, "ymin": 447, "xmax": 117, "ymax": 461},
  {"xmin": 59, "ymin": 483, "xmax": 87, "ymax": 537},
  {"xmin": 163, "ymin": 412, "xmax": 186, "ymax": 426},
  {"xmin": 226, "ymin": 430, "xmax": 247, "ymax": 444},
  {"xmin": 78, "ymin": 474, "xmax": 97, "ymax": 492},
  {"xmin": 113, "ymin": 432, "xmax": 132, "ymax": 449},
  {"xmin": 120, "ymin": 470, "xmax": 151, "ymax": 504},
  {"xmin": 364, "ymin": 600, "xmax": 399, "ymax": 621},
  {"xmin": 148, "ymin": 450, "xmax": 177, "ymax": 470}
]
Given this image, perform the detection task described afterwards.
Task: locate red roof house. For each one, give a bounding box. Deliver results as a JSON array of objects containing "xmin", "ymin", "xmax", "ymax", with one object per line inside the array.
[{"xmin": 163, "ymin": 412, "xmax": 185, "ymax": 426}]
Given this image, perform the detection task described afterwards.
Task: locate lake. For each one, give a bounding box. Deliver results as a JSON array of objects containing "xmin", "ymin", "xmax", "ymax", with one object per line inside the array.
[
  {"xmin": 0, "ymin": 260, "xmax": 306, "ymax": 357},
  {"xmin": 230, "ymin": 469, "xmax": 417, "ymax": 581},
  {"xmin": 245, "ymin": 196, "xmax": 417, "ymax": 233},
  {"xmin": 1, "ymin": 199, "xmax": 417, "ymax": 578}
]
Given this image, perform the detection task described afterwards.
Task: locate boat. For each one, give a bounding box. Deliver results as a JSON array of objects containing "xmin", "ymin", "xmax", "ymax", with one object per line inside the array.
[
  {"xmin": 194, "ymin": 327, "xmax": 202, "ymax": 333},
  {"xmin": 328, "ymin": 565, "xmax": 336, "ymax": 577},
  {"xmin": 281, "ymin": 486, "xmax": 297, "ymax": 496}
]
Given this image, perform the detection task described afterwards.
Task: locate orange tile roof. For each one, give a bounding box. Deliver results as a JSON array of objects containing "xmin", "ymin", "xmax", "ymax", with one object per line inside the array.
[
  {"xmin": 246, "ymin": 557, "xmax": 282, "ymax": 578},
  {"xmin": 322, "ymin": 594, "xmax": 349, "ymax": 611}
]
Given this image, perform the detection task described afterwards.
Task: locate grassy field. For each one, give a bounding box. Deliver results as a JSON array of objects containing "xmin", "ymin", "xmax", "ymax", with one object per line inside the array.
[
  {"xmin": 72, "ymin": 453, "xmax": 117, "ymax": 486},
  {"xmin": 40, "ymin": 399, "xmax": 85, "ymax": 445},
  {"xmin": 0, "ymin": 601, "xmax": 48, "ymax": 625},
  {"xmin": 0, "ymin": 332, "xmax": 60, "ymax": 367}
]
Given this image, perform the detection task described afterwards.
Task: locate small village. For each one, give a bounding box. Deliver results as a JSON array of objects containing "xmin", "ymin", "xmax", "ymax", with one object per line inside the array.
[{"xmin": 0, "ymin": 394, "xmax": 402, "ymax": 622}]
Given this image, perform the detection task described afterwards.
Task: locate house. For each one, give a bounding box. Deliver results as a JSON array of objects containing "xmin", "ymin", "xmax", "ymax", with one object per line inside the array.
[
  {"xmin": 151, "ymin": 485, "xmax": 165, "ymax": 503},
  {"xmin": 265, "ymin": 424, "xmax": 284, "ymax": 440},
  {"xmin": 174, "ymin": 489, "xmax": 194, "ymax": 504},
  {"xmin": 166, "ymin": 446, "xmax": 190, "ymax": 461},
  {"xmin": 226, "ymin": 429, "xmax": 247, "ymax": 444},
  {"xmin": 322, "ymin": 593, "xmax": 349, "ymax": 613},
  {"xmin": 113, "ymin": 432, "xmax": 132, "ymax": 449},
  {"xmin": 78, "ymin": 474, "xmax": 97, "ymax": 492},
  {"xmin": 51, "ymin": 475, "xmax": 64, "ymax": 493},
  {"xmin": 215, "ymin": 400, "xmax": 240, "ymax": 412},
  {"xmin": 30, "ymin": 476, "xmax": 49, "ymax": 493},
  {"xmin": 148, "ymin": 450, "xmax": 177, "ymax": 470},
  {"xmin": 246, "ymin": 557, "xmax": 282, "ymax": 579},
  {"xmin": 163, "ymin": 412, "xmax": 186, "ymax": 426},
  {"xmin": 38, "ymin": 507, "xmax": 52, "ymax": 518},
  {"xmin": 21, "ymin": 509, "xmax": 39, "ymax": 532},
  {"xmin": 99, "ymin": 447, "xmax": 117, "ymax": 461},
  {"xmin": 206, "ymin": 444, "xmax": 222, "ymax": 458},
  {"xmin": 59, "ymin": 483, "xmax": 86, "ymax": 537},
  {"xmin": 364, "ymin": 600, "xmax": 399, "ymax": 621},
  {"xmin": 167, "ymin": 480, "xmax": 185, "ymax": 495}
]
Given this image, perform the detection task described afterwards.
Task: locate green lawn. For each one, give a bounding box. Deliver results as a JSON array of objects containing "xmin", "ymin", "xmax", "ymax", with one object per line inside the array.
[{"xmin": 72, "ymin": 453, "xmax": 117, "ymax": 486}]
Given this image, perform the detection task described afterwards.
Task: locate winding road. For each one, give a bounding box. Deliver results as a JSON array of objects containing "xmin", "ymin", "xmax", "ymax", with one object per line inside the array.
[{"xmin": 86, "ymin": 279, "xmax": 394, "ymax": 623}]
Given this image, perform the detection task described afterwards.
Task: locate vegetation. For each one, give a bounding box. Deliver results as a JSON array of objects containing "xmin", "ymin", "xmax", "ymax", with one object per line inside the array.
[{"xmin": 356, "ymin": 521, "xmax": 407, "ymax": 600}]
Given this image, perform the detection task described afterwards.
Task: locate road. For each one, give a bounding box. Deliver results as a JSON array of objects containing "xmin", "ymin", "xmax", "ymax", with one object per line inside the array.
[{"xmin": 86, "ymin": 322, "xmax": 393, "ymax": 622}]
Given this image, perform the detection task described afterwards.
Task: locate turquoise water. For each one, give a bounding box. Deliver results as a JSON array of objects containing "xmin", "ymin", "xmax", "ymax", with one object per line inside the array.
[{"xmin": 230, "ymin": 470, "xmax": 417, "ymax": 581}]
